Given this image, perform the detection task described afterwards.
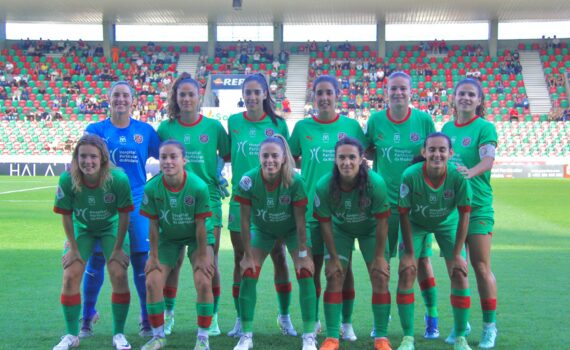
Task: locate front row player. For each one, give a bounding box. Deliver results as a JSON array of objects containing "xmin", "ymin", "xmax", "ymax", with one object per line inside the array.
[
  {"xmin": 395, "ymin": 132, "xmax": 473, "ymax": 350},
  {"xmin": 53, "ymin": 135, "xmax": 134, "ymax": 350},
  {"xmin": 232, "ymin": 135, "xmax": 318, "ymax": 350},
  {"xmin": 140, "ymin": 140, "xmax": 215, "ymax": 350},
  {"xmin": 314, "ymin": 137, "xmax": 393, "ymax": 350}
]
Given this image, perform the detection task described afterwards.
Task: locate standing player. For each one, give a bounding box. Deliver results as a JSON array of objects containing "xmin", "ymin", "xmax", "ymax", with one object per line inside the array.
[
  {"xmin": 313, "ymin": 137, "xmax": 392, "ymax": 350},
  {"xmin": 157, "ymin": 73, "xmax": 230, "ymax": 336},
  {"xmin": 232, "ymin": 135, "xmax": 317, "ymax": 350},
  {"xmin": 82, "ymin": 81, "xmax": 160, "ymax": 338},
  {"xmin": 140, "ymin": 140, "xmax": 215, "ymax": 350},
  {"xmin": 442, "ymin": 78, "xmax": 498, "ymax": 349},
  {"xmin": 227, "ymin": 73, "xmax": 295, "ymax": 337},
  {"xmin": 289, "ymin": 75, "xmax": 367, "ymax": 339},
  {"xmin": 396, "ymin": 132, "xmax": 473, "ymax": 350},
  {"xmin": 53, "ymin": 135, "xmax": 133, "ymax": 350},
  {"xmin": 365, "ymin": 72, "xmax": 439, "ymax": 339}
]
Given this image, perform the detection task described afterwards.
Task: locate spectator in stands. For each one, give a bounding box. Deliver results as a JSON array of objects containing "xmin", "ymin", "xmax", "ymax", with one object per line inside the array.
[
  {"xmin": 0, "ymin": 87, "xmax": 7, "ymax": 100},
  {"xmin": 509, "ymin": 107, "xmax": 520, "ymax": 122},
  {"xmin": 11, "ymin": 87, "xmax": 22, "ymax": 102}
]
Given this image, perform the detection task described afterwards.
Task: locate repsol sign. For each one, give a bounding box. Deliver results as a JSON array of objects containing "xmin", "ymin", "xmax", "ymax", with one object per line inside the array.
[
  {"xmin": 210, "ymin": 74, "xmax": 247, "ymax": 90},
  {"xmin": 0, "ymin": 163, "xmax": 68, "ymax": 176}
]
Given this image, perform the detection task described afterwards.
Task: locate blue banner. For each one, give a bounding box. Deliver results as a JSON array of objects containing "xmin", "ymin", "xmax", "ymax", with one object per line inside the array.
[{"xmin": 211, "ymin": 74, "xmax": 247, "ymax": 90}]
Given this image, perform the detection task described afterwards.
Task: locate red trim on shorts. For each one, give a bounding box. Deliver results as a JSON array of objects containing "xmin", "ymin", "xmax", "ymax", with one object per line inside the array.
[
  {"xmin": 140, "ymin": 210, "xmax": 158, "ymax": 220},
  {"xmin": 118, "ymin": 204, "xmax": 134, "ymax": 213},
  {"xmin": 313, "ymin": 212, "xmax": 331, "ymax": 222},
  {"xmin": 342, "ymin": 289, "xmax": 355, "ymax": 300},
  {"xmin": 112, "ymin": 292, "xmax": 131, "ymax": 304},
  {"xmin": 275, "ymin": 282, "xmax": 292, "ymax": 293},
  {"xmin": 451, "ymin": 295, "xmax": 471, "ymax": 309},
  {"xmin": 61, "ymin": 293, "xmax": 81, "ymax": 306},
  {"xmin": 312, "ymin": 114, "xmax": 340, "ymax": 124},
  {"xmin": 148, "ymin": 313, "xmax": 164, "ymax": 327},
  {"xmin": 54, "ymin": 207, "xmax": 73, "ymax": 215},
  {"xmin": 232, "ymin": 285, "xmax": 240, "ymax": 298},
  {"xmin": 387, "ymin": 108, "xmax": 412, "ymax": 124},
  {"xmin": 372, "ymin": 292, "xmax": 391, "ymax": 304},
  {"xmin": 195, "ymin": 211, "xmax": 212, "ymax": 220},
  {"xmin": 374, "ymin": 209, "xmax": 392, "ymax": 219},
  {"xmin": 398, "ymin": 206, "xmax": 411, "ymax": 214},
  {"xmin": 419, "ymin": 277, "xmax": 436, "ymax": 290},
  {"xmin": 458, "ymin": 206, "xmax": 472, "ymax": 213},
  {"xmin": 234, "ymin": 195, "xmax": 251, "ymax": 205},
  {"xmin": 481, "ymin": 298, "xmax": 497, "ymax": 311},
  {"xmin": 292, "ymin": 198, "xmax": 308, "ymax": 207},
  {"xmin": 212, "ymin": 286, "xmax": 221, "ymax": 297},
  {"xmin": 163, "ymin": 286, "xmax": 178, "ymax": 298},
  {"xmin": 296, "ymin": 268, "xmax": 313, "ymax": 279},
  {"xmin": 177, "ymin": 114, "xmax": 203, "ymax": 127},
  {"xmin": 397, "ymin": 292, "xmax": 415, "ymax": 304},
  {"xmin": 324, "ymin": 292, "xmax": 342, "ymax": 304},
  {"xmin": 243, "ymin": 265, "xmax": 261, "ymax": 279},
  {"xmin": 197, "ymin": 315, "xmax": 213, "ymax": 328}
]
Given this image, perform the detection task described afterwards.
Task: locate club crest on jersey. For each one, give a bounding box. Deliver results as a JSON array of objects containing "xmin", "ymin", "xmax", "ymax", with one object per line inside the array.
[
  {"xmin": 400, "ymin": 184, "xmax": 410, "ymax": 198},
  {"xmin": 338, "ymin": 132, "xmax": 347, "ymax": 140},
  {"xmin": 444, "ymin": 190, "xmax": 454, "ymax": 199},
  {"xmin": 279, "ymin": 195, "xmax": 291, "ymax": 205},
  {"xmin": 393, "ymin": 133, "xmax": 401, "ymax": 144},
  {"xmin": 249, "ymin": 128, "xmax": 256, "ymax": 137},
  {"xmin": 267, "ymin": 197, "xmax": 275, "ymax": 208},
  {"xmin": 199, "ymin": 134, "xmax": 209, "ymax": 143},
  {"xmin": 410, "ymin": 132, "xmax": 420, "ymax": 142},
  {"xmin": 104, "ymin": 193, "xmax": 115, "ymax": 203},
  {"xmin": 265, "ymin": 128, "xmax": 274, "ymax": 137},
  {"xmin": 322, "ymin": 133, "xmax": 330, "ymax": 142},
  {"xmin": 184, "ymin": 195, "xmax": 195, "ymax": 206},
  {"xmin": 88, "ymin": 196, "xmax": 96, "ymax": 205},
  {"xmin": 184, "ymin": 134, "xmax": 191, "ymax": 144},
  {"xmin": 169, "ymin": 197, "xmax": 177, "ymax": 207},
  {"xmin": 360, "ymin": 197, "xmax": 371, "ymax": 208},
  {"xmin": 239, "ymin": 176, "xmax": 253, "ymax": 191},
  {"xmin": 133, "ymin": 134, "xmax": 144, "ymax": 144},
  {"xmin": 119, "ymin": 136, "xmax": 127, "ymax": 145},
  {"xmin": 462, "ymin": 137, "xmax": 472, "ymax": 147},
  {"xmin": 56, "ymin": 186, "xmax": 65, "ymax": 200},
  {"xmin": 429, "ymin": 193, "xmax": 437, "ymax": 203}
]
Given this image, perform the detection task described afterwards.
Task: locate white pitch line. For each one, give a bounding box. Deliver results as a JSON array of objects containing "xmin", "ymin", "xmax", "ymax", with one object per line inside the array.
[{"xmin": 0, "ymin": 186, "xmax": 56, "ymax": 195}]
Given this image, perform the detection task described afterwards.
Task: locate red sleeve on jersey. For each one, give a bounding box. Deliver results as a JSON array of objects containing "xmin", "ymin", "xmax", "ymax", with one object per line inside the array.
[
  {"xmin": 458, "ymin": 206, "xmax": 472, "ymax": 213},
  {"xmin": 195, "ymin": 211, "xmax": 213, "ymax": 220},
  {"xmin": 374, "ymin": 209, "xmax": 392, "ymax": 219},
  {"xmin": 118, "ymin": 204, "xmax": 134, "ymax": 213},
  {"xmin": 313, "ymin": 212, "xmax": 331, "ymax": 222},
  {"xmin": 53, "ymin": 207, "xmax": 72, "ymax": 215},
  {"xmin": 398, "ymin": 206, "xmax": 410, "ymax": 214},
  {"xmin": 140, "ymin": 210, "xmax": 158, "ymax": 220},
  {"xmin": 234, "ymin": 195, "xmax": 251, "ymax": 205},
  {"xmin": 292, "ymin": 198, "xmax": 308, "ymax": 207}
]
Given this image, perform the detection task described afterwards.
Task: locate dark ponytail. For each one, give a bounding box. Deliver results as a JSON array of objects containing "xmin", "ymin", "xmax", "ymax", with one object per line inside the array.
[{"xmin": 242, "ymin": 73, "xmax": 283, "ymax": 126}]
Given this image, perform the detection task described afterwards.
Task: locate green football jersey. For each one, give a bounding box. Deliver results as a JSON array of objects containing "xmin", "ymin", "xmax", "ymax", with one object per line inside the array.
[
  {"xmin": 289, "ymin": 115, "xmax": 368, "ymax": 221},
  {"xmin": 399, "ymin": 162, "xmax": 472, "ymax": 232},
  {"xmin": 234, "ymin": 166, "xmax": 307, "ymax": 235},
  {"xmin": 54, "ymin": 168, "xmax": 134, "ymax": 234},
  {"xmin": 442, "ymin": 116, "xmax": 497, "ymax": 208},
  {"xmin": 365, "ymin": 108, "xmax": 436, "ymax": 206},
  {"xmin": 313, "ymin": 170, "xmax": 391, "ymax": 235},
  {"xmin": 140, "ymin": 171, "xmax": 214, "ymax": 244},
  {"xmin": 157, "ymin": 115, "xmax": 230, "ymax": 203},
  {"xmin": 227, "ymin": 112, "xmax": 290, "ymax": 189}
]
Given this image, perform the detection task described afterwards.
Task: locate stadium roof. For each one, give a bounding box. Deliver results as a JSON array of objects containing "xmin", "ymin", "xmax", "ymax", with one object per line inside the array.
[{"xmin": 2, "ymin": 0, "xmax": 569, "ymax": 26}]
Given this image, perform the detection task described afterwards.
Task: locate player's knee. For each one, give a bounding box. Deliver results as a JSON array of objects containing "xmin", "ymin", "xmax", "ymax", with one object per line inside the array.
[
  {"xmin": 471, "ymin": 260, "xmax": 491, "ymax": 277},
  {"xmin": 194, "ymin": 274, "xmax": 212, "ymax": 296},
  {"xmin": 399, "ymin": 264, "xmax": 417, "ymax": 283},
  {"xmin": 145, "ymin": 273, "xmax": 161, "ymax": 293}
]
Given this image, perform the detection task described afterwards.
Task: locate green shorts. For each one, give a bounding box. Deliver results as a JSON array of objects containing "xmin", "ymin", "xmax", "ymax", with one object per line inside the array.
[
  {"xmin": 251, "ymin": 227, "xmax": 311, "ymax": 254},
  {"xmin": 309, "ymin": 221, "xmax": 324, "ymax": 255},
  {"xmin": 64, "ymin": 226, "xmax": 130, "ymax": 261},
  {"xmin": 389, "ymin": 210, "xmax": 432, "ymax": 260},
  {"xmin": 324, "ymin": 227, "xmax": 388, "ymax": 265},
  {"xmin": 228, "ymin": 198, "xmax": 241, "ymax": 232},
  {"xmin": 158, "ymin": 238, "xmax": 215, "ymax": 268},
  {"xmin": 399, "ymin": 222, "xmax": 465, "ymax": 260},
  {"xmin": 468, "ymin": 206, "xmax": 495, "ymax": 235},
  {"xmin": 211, "ymin": 201, "xmax": 223, "ymax": 228}
]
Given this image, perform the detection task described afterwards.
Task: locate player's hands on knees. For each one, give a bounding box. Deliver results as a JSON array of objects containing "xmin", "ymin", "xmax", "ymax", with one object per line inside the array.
[
  {"xmin": 109, "ymin": 248, "xmax": 130, "ymax": 269},
  {"xmin": 62, "ymin": 249, "xmax": 85, "ymax": 269},
  {"xmin": 145, "ymin": 256, "xmax": 162, "ymax": 275},
  {"xmin": 193, "ymin": 253, "xmax": 215, "ymax": 279},
  {"xmin": 239, "ymin": 253, "xmax": 257, "ymax": 277},
  {"xmin": 451, "ymin": 255, "xmax": 468, "ymax": 278},
  {"xmin": 398, "ymin": 252, "xmax": 417, "ymax": 275},
  {"xmin": 296, "ymin": 254, "xmax": 315, "ymax": 276},
  {"xmin": 371, "ymin": 256, "xmax": 390, "ymax": 278},
  {"xmin": 325, "ymin": 257, "xmax": 343, "ymax": 280},
  {"xmin": 456, "ymin": 165, "xmax": 472, "ymax": 179}
]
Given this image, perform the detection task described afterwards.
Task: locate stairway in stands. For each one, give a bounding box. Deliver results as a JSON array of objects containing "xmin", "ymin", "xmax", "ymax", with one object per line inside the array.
[
  {"xmin": 285, "ymin": 54, "xmax": 310, "ymax": 118},
  {"xmin": 519, "ymin": 51, "xmax": 552, "ymax": 115},
  {"xmin": 177, "ymin": 54, "xmax": 200, "ymax": 76}
]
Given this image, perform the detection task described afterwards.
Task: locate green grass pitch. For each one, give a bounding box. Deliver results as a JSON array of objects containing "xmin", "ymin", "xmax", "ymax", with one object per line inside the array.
[{"xmin": 0, "ymin": 177, "xmax": 569, "ymax": 349}]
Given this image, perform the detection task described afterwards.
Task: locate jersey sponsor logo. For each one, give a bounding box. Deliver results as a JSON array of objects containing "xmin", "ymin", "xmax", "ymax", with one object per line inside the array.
[
  {"xmin": 134, "ymin": 134, "xmax": 144, "ymax": 144},
  {"xmin": 309, "ymin": 147, "xmax": 321, "ymax": 163},
  {"xmin": 334, "ymin": 211, "xmax": 346, "ymax": 223},
  {"xmin": 400, "ymin": 184, "xmax": 410, "ymax": 198},
  {"xmin": 56, "ymin": 186, "xmax": 65, "ymax": 200},
  {"xmin": 314, "ymin": 194, "xmax": 321, "ymax": 207},
  {"xmin": 322, "ymin": 133, "xmax": 330, "ymax": 142},
  {"xmin": 255, "ymin": 209, "xmax": 268, "ymax": 221},
  {"xmin": 239, "ymin": 176, "xmax": 253, "ymax": 191},
  {"xmin": 75, "ymin": 208, "xmax": 88, "ymax": 221},
  {"xmin": 184, "ymin": 134, "xmax": 192, "ymax": 144},
  {"xmin": 410, "ymin": 132, "xmax": 420, "ymax": 142},
  {"xmin": 267, "ymin": 197, "xmax": 275, "ymax": 208},
  {"xmin": 88, "ymin": 196, "xmax": 96, "ymax": 206},
  {"xmin": 429, "ymin": 193, "xmax": 437, "ymax": 203},
  {"xmin": 265, "ymin": 128, "xmax": 274, "ymax": 137},
  {"xmin": 338, "ymin": 132, "xmax": 346, "ymax": 140},
  {"xmin": 393, "ymin": 133, "xmax": 401, "ymax": 144},
  {"xmin": 169, "ymin": 197, "xmax": 177, "ymax": 207},
  {"xmin": 381, "ymin": 147, "xmax": 393, "ymax": 162},
  {"xmin": 119, "ymin": 136, "xmax": 127, "ymax": 145},
  {"xmin": 104, "ymin": 193, "xmax": 115, "ymax": 203},
  {"xmin": 462, "ymin": 137, "xmax": 472, "ymax": 147},
  {"xmin": 143, "ymin": 194, "xmax": 149, "ymax": 205},
  {"xmin": 236, "ymin": 141, "xmax": 248, "ymax": 157},
  {"xmin": 184, "ymin": 195, "xmax": 195, "ymax": 206},
  {"xmin": 414, "ymin": 204, "xmax": 429, "ymax": 217},
  {"xmin": 279, "ymin": 195, "xmax": 291, "ymax": 205},
  {"xmin": 110, "ymin": 149, "xmax": 119, "ymax": 165},
  {"xmin": 444, "ymin": 190, "xmax": 454, "ymax": 199},
  {"xmin": 199, "ymin": 134, "xmax": 209, "ymax": 143},
  {"xmin": 159, "ymin": 209, "xmax": 171, "ymax": 224}
]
